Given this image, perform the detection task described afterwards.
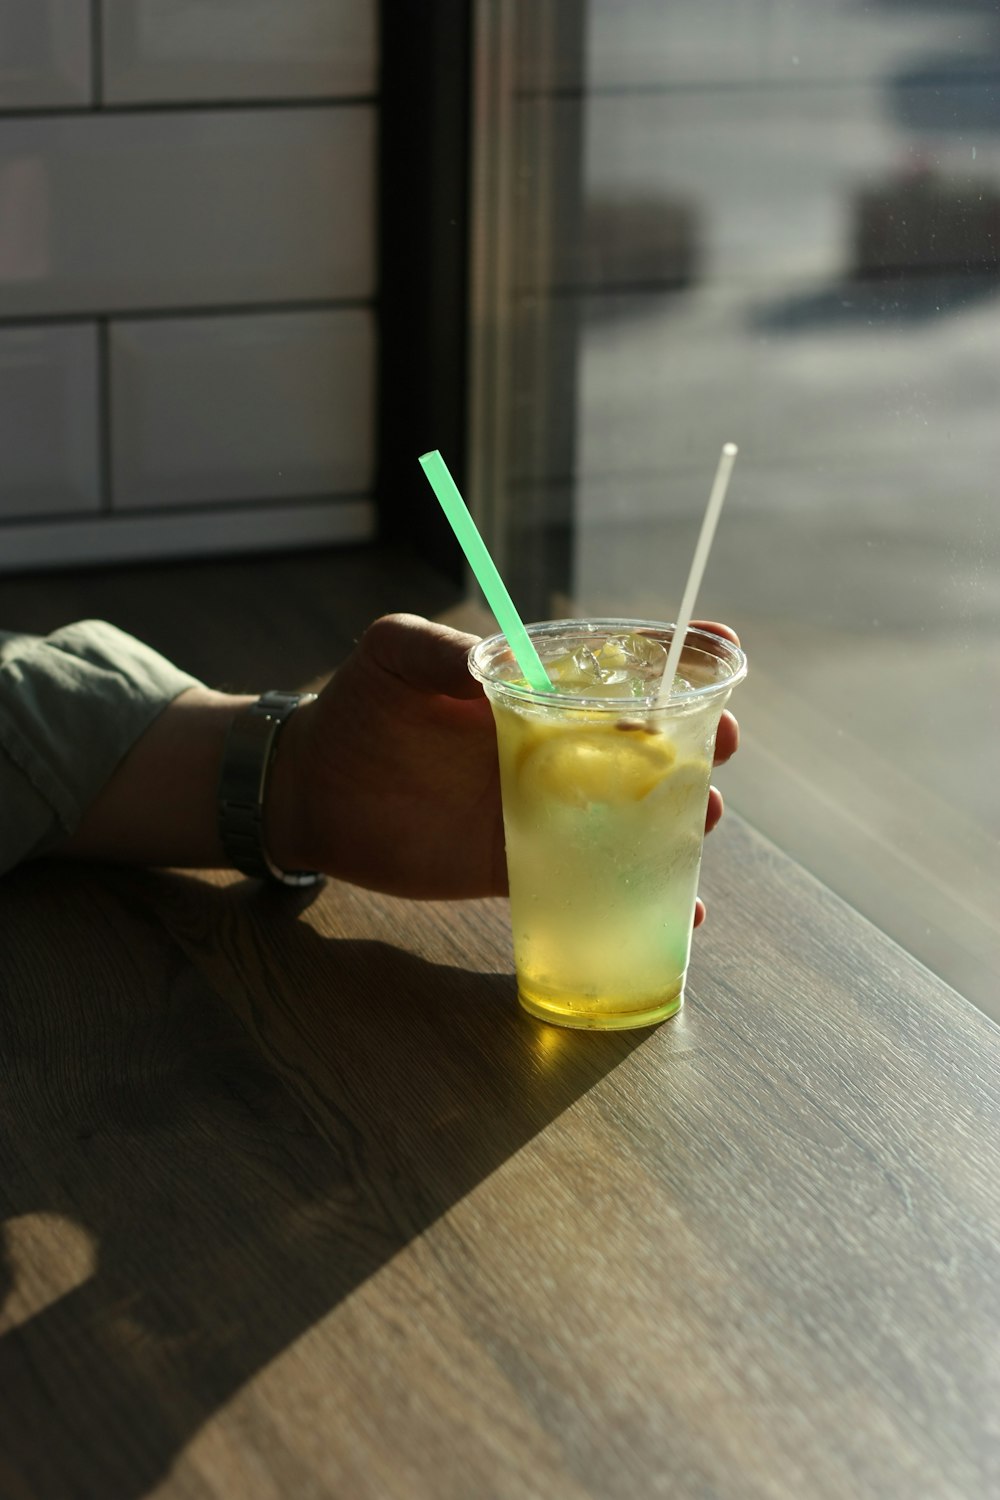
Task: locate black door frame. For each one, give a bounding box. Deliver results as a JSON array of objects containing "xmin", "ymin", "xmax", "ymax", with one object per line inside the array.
[
  {"xmin": 376, "ymin": 0, "xmax": 473, "ymax": 581},
  {"xmin": 377, "ymin": 1, "xmax": 585, "ymax": 611}
]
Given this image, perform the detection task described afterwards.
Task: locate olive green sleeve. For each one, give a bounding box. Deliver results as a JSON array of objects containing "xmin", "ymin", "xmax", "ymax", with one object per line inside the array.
[{"xmin": 0, "ymin": 620, "xmax": 203, "ymax": 875}]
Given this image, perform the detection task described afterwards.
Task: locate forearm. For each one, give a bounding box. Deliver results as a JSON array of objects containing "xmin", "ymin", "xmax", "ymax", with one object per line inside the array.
[{"xmin": 59, "ymin": 686, "xmax": 256, "ymax": 868}]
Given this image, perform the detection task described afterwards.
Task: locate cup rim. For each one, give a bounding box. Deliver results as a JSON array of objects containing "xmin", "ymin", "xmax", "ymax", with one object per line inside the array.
[{"xmin": 468, "ymin": 618, "xmax": 746, "ymax": 712}]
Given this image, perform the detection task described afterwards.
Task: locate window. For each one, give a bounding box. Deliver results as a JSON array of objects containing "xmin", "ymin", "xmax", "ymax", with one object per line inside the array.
[{"xmin": 468, "ymin": 0, "xmax": 1000, "ymax": 1020}]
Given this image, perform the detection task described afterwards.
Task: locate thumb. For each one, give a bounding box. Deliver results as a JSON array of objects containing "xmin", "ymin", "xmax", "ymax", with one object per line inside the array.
[{"xmin": 361, "ymin": 613, "xmax": 485, "ymax": 699}]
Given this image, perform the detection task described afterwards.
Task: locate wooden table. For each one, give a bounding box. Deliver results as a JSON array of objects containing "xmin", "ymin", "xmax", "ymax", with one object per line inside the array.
[{"xmin": 1, "ymin": 816, "xmax": 997, "ymax": 1500}]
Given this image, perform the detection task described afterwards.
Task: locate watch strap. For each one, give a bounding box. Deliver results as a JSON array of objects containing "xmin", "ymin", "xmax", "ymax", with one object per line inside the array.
[{"xmin": 218, "ymin": 690, "xmax": 321, "ymax": 887}]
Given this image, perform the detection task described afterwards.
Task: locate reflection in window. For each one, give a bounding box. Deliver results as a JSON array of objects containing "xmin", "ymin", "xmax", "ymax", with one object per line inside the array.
[{"xmin": 473, "ymin": 0, "xmax": 1000, "ymax": 1018}]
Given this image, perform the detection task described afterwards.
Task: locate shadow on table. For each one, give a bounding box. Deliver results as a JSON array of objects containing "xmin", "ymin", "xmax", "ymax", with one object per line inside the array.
[{"xmin": 0, "ymin": 864, "xmax": 642, "ymax": 1499}]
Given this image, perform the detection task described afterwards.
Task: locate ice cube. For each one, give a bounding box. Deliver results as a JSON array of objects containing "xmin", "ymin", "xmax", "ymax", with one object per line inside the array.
[
  {"xmin": 570, "ymin": 646, "xmax": 604, "ymax": 682},
  {"xmin": 546, "ymin": 632, "xmax": 679, "ymax": 697},
  {"xmin": 602, "ymin": 633, "xmax": 665, "ymax": 675},
  {"xmin": 545, "ymin": 645, "xmax": 606, "ymax": 689},
  {"xmin": 611, "ymin": 633, "xmax": 668, "ymax": 674},
  {"xmin": 595, "ymin": 633, "xmax": 667, "ymax": 694}
]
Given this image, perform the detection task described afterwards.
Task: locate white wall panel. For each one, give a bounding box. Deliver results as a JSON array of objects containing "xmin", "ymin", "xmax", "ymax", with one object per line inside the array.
[
  {"xmin": 0, "ymin": 0, "xmax": 92, "ymax": 110},
  {"xmin": 102, "ymin": 0, "xmax": 377, "ymax": 104},
  {"xmin": 0, "ymin": 499, "xmax": 374, "ymax": 571},
  {"xmin": 0, "ymin": 107, "xmax": 375, "ymax": 318},
  {"xmin": 0, "ymin": 323, "xmax": 100, "ymax": 519},
  {"xmin": 110, "ymin": 308, "xmax": 374, "ymax": 509}
]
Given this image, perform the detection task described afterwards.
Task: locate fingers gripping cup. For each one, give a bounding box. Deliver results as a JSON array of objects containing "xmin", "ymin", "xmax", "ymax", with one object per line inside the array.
[{"xmin": 470, "ymin": 621, "xmax": 746, "ymax": 1031}]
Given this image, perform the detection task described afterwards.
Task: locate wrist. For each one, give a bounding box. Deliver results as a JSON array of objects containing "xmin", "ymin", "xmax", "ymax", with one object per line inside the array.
[{"xmin": 64, "ymin": 686, "xmax": 256, "ymax": 867}]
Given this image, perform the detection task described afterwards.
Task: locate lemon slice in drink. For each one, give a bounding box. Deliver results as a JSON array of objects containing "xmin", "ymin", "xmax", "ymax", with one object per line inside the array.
[{"xmin": 520, "ymin": 723, "xmax": 676, "ymax": 808}]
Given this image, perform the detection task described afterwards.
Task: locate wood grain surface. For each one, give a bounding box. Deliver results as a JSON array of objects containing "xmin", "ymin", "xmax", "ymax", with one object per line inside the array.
[{"xmin": 1, "ymin": 816, "xmax": 997, "ymax": 1500}]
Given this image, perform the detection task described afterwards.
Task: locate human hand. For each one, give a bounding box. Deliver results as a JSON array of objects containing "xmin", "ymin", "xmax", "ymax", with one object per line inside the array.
[
  {"xmin": 265, "ymin": 614, "xmax": 507, "ymax": 899},
  {"xmin": 691, "ymin": 619, "xmax": 741, "ymax": 929},
  {"xmin": 268, "ymin": 613, "xmax": 740, "ymax": 908}
]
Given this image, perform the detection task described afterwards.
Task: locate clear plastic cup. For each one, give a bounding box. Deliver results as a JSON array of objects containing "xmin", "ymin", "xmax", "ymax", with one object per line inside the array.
[{"xmin": 469, "ymin": 620, "xmax": 746, "ymax": 1030}]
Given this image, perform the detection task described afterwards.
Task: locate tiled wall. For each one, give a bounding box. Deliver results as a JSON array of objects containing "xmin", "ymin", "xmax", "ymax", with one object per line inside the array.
[{"xmin": 0, "ymin": 0, "xmax": 378, "ymax": 570}]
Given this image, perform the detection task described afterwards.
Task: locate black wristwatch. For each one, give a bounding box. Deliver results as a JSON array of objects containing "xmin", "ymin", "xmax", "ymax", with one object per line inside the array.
[{"xmin": 217, "ymin": 690, "xmax": 322, "ymax": 887}]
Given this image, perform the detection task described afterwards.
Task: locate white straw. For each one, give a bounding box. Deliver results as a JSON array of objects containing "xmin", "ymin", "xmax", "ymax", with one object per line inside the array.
[{"xmin": 657, "ymin": 442, "xmax": 738, "ymax": 705}]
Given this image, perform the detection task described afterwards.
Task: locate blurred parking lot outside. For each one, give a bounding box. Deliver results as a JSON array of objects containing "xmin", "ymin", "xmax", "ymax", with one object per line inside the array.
[{"xmin": 565, "ymin": 0, "xmax": 1000, "ymax": 1016}]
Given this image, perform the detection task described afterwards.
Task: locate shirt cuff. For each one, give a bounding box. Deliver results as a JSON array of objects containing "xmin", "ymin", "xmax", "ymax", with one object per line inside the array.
[{"xmin": 0, "ymin": 620, "xmax": 203, "ymax": 874}]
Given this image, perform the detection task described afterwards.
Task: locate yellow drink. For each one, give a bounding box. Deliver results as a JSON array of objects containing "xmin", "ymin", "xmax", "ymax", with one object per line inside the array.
[{"xmin": 470, "ymin": 622, "xmax": 746, "ymax": 1030}]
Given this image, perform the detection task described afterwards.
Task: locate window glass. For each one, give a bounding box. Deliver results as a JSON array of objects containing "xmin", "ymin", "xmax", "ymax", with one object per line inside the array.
[{"xmin": 472, "ymin": 1, "xmax": 1000, "ymax": 1019}]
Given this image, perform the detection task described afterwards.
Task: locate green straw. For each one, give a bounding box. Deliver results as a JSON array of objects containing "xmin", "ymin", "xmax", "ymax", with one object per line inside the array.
[{"xmin": 419, "ymin": 450, "xmax": 553, "ymax": 692}]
